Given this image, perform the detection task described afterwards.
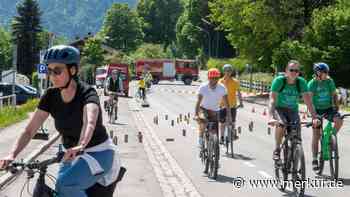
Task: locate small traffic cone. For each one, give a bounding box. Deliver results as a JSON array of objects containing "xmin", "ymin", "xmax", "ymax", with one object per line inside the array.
[
  {"xmin": 262, "ymin": 108, "xmax": 267, "ymax": 116},
  {"xmin": 252, "ymin": 107, "xmax": 256, "ymax": 113}
]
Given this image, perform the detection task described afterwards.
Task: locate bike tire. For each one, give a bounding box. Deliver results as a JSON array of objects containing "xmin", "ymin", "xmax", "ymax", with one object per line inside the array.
[
  {"xmin": 292, "ymin": 144, "xmax": 306, "ymax": 197},
  {"xmin": 108, "ymin": 104, "xmax": 114, "ymax": 123},
  {"xmin": 230, "ymin": 127, "xmax": 234, "ymax": 158},
  {"xmin": 213, "ymin": 134, "xmax": 219, "ymax": 180},
  {"xmin": 329, "ymin": 134, "xmax": 339, "ymax": 180},
  {"xmin": 275, "ymin": 143, "xmax": 288, "ymax": 191},
  {"xmin": 317, "ymin": 137, "xmax": 325, "ymax": 175},
  {"xmin": 204, "ymin": 136, "xmax": 209, "ymax": 174}
]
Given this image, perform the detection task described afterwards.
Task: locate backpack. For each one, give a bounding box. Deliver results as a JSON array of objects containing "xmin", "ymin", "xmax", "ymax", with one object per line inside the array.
[{"xmin": 278, "ymin": 76, "xmax": 301, "ymax": 93}]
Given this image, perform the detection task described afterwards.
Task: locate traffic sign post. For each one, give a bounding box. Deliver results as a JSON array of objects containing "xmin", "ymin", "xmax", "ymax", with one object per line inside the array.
[{"xmin": 36, "ymin": 64, "xmax": 48, "ymax": 135}]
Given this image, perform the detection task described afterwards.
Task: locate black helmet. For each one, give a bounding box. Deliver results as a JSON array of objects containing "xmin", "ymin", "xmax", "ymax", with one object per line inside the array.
[{"xmin": 43, "ymin": 45, "xmax": 80, "ymax": 65}]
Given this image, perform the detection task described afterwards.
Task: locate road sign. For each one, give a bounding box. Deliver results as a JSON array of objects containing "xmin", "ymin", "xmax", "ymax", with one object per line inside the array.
[{"xmin": 37, "ymin": 64, "xmax": 47, "ymax": 79}]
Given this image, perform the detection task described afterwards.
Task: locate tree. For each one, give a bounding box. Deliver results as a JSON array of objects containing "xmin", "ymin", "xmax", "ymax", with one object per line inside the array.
[
  {"xmin": 0, "ymin": 27, "xmax": 12, "ymax": 72},
  {"xmin": 82, "ymin": 38, "xmax": 105, "ymax": 66},
  {"xmin": 12, "ymin": 0, "xmax": 42, "ymax": 78},
  {"xmin": 137, "ymin": 0, "xmax": 183, "ymax": 49},
  {"xmin": 100, "ymin": 3, "xmax": 143, "ymax": 53},
  {"xmin": 209, "ymin": 0, "xmax": 337, "ymax": 70}
]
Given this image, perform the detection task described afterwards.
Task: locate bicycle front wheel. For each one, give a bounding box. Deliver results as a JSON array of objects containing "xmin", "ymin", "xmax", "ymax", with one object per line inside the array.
[
  {"xmin": 329, "ymin": 134, "xmax": 339, "ymax": 180},
  {"xmin": 292, "ymin": 144, "xmax": 306, "ymax": 197},
  {"xmin": 317, "ymin": 137, "xmax": 325, "ymax": 175},
  {"xmin": 275, "ymin": 143, "xmax": 288, "ymax": 191}
]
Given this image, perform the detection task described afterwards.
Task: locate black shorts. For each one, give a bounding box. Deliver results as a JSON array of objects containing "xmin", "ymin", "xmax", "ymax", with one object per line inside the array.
[
  {"xmin": 274, "ymin": 107, "xmax": 301, "ymax": 135},
  {"xmin": 219, "ymin": 107, "xmax": 237, "ymax": 123},
  {"xmin": 316, "ymin": 107, "xmax": 341, "ymax": 122}
]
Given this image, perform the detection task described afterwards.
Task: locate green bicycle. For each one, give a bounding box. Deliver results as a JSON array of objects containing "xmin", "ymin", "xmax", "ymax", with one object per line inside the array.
[{"xmin": 316, "ymin": 113, "xmax": 350, "ymax": 180}]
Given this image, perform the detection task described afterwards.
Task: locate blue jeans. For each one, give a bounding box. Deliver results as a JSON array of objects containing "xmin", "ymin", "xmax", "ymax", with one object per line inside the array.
[{"xmin": 56, "ymin": 150, "xmax": 114, "ymax": 197}]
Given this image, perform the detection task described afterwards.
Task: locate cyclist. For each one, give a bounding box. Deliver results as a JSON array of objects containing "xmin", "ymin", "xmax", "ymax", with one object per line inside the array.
[
  {"xmin": 268, "ymin": 60, "xmax": 317, "ymax": 161},
  {"xmin": 219, "ymin": 64, "xmax": 243, "ymax": 144},
  {"xmin": 194, "ymin": 68, "xmax": 232, "ymax": 147},
  {"xmin": 138, "ymin": 76, "xmax": 146, "ymax": 101},
  {"xmin": 105, "ymin": 69, "xmax": 124, "ymax": 121},
  {"xmin": 0, "ymin": 45, "xmax": 120, "ymax": 197},
  {"xmin": 308, "ymin": 62, "xmax": 343, "ymax": 171},
  {"xmin": 143, "ymin": 69, "xmax": 153, "ymax": 89}
]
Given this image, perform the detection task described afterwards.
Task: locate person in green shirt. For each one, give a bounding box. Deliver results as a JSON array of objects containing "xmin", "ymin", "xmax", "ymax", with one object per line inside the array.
[
  {"xmin": 308, "ymin": 62, "xmax": 343, "ymax": 171},
  {"xmin": 268, "ymin": 60, "xmax": 317, "ymax": 161}
]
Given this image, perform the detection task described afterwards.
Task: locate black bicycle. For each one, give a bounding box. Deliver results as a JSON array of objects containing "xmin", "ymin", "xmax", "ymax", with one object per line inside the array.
[
  {"xmin": 107, "ymin": 93, "xmax": 118, "ymax": 123},
  {"xmin": 316, "ymin": 113, "xmax": 350, "ymax": 180},
  {"xmin": 197, "ymin": 111, "xmax": 220, "ymax": 180},
  {"xmin": 274, "ymin": 121, "xmax": 310, "ymax": 197},
  {"xmin": 224, "ymin": 122, "xmax": 235, "ymax": 158},
  {"xmin": 1, "ymin": 151, "xmax": 126, "ymax": 197}
]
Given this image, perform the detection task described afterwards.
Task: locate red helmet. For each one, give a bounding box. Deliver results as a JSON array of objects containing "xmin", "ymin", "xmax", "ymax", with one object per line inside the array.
[{"xmin": 207, "ymin": 68, "xmax": 221, "ymax": 79}]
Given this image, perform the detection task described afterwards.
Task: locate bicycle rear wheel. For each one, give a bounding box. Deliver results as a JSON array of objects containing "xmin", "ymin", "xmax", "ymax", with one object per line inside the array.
[
  {"xmin": 292, "ymin": 144, "xmax": 306, "ymax": 197},
  {"xmin": 317, "ymin": 137, "xmax": 325, "ymax": 175},
  {"xmin": 329, "ymin": 134, "xmax": 339, "ymax": 180}
]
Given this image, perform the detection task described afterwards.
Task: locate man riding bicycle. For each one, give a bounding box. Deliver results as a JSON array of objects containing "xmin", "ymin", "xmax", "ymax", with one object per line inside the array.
[
  {"xmin": 218, "ymin": 64, "xmax": 243, "ymax": 144},
  {"xmin": 105, "ymin": 69, "xmax": 124, "ymax": 121},
  {"xmin": 194, "ymin": 68, "xmax": 232, "ymax": 147},
  {"xmin": 268, "ymin": 60, "xmax": 317, "ymax": 161},
  {"xmin": 308, "ymin": 62, "xmax": 343, "ymax": 171}
]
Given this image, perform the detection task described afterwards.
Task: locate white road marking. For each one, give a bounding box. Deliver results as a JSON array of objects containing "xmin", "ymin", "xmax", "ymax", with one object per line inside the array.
[
  {"xmin": 243, "ymin": 161, "xmax": 256, "ymax": 168},
  {"xmin": 258, "ymin": 171, "xmax": 273, "ymax": 179}
]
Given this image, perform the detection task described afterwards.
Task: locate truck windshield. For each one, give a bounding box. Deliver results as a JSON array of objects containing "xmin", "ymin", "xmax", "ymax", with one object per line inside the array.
[{"xmin": 96, "ymin": 68, "xmax": 107, "ymax": 75}]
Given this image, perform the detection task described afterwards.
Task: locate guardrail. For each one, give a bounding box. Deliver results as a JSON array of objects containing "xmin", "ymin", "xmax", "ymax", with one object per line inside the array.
[
  {"xmin": 240, "ymin": 80, "xmax": 270, "ymax": 94},
  {"xmin": 0, "ymin": 94, "xmax": 16, "ymax": 109}
]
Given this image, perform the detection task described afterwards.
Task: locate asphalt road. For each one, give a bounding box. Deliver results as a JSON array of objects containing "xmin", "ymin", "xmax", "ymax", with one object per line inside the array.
[{"xmin": 1, "ymin": 80, "xmax": 350, "ymax": 197}]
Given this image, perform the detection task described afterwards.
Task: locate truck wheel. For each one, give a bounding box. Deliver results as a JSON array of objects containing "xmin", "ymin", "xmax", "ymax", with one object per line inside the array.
[{"xmin": 184, "ymin": 78, "xmax": 192, "ymax": 85}]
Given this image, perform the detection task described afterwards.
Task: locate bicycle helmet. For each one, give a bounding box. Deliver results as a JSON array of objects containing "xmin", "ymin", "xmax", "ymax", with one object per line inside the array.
[
  {"xmin": 313, "ymin": 62, "xmax": 329, "ymax": 74},
  {"xmin": 223, "ymin": 64, "xmax": 233, "ymax": 71},
  {"xmin": 207, "ymin": 68, "xmax": 221, "ymax": 79},
  {"xmin": 43, "ymin": 45, "xmax": 80, "ymax": 65},
  {"xmin": 43, "ymin": 45, "xmax": 80, "ymax": 90}
]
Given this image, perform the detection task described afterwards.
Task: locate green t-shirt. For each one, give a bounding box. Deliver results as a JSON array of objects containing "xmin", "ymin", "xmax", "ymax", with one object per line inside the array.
[
  {"xmin": 308, "ymin": 78, "xmax": 336, "ymax": 110},
  {"xmin": 271, "ymin": 76, "xmax": 308, "ymax": 111}
]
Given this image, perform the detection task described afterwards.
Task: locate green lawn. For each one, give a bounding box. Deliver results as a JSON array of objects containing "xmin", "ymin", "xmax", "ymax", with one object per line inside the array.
[{"xmin": 0, "ymin": 99, "xmax": 39, "ymax": 129}]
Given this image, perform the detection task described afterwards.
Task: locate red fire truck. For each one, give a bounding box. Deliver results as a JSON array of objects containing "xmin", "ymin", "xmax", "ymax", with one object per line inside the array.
[
  {"xmin": 95, "ymin": 63, "xmax": 130, "ymax": 97},
  {"xmin": 135, "ymin": 59, "xmax": 199, "ymax": 85}
]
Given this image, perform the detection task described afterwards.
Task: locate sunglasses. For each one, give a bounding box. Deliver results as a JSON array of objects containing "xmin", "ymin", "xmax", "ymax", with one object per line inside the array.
[
  {"xmin": 48, "ymin": 67, "xmax": 65, "ymax": 76},
  {"xmin": 289, "ymin": 69, "xmax": 300, "ymax": 73}
]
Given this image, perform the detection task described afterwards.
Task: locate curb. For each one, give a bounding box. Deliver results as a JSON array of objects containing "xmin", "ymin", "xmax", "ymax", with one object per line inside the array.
[{"xmin": 0, "ymin": 133, "xmax": 60, "ymax": 190}]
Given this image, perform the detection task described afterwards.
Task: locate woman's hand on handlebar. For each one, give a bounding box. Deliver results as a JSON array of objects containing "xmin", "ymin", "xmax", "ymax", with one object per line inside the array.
[
  {"xmin": 0, "ymin": 154, "xmax": 15, "ymax": 170},
  {"xmin": 63, "ymin": 145, "xmax": 84, "ymax": 162}
]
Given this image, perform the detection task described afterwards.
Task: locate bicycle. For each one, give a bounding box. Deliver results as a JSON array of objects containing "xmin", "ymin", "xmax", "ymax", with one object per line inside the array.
[
  {"xmin": 196, "ymin": 110, "xmax": 220, "ymax": 180},
  {"xmin": 1, "ymin": 150, "xmax": 126, "ymax": 197},
  {"xmin": 222, "ymin": 106, "xmax": 240, "ymax": 158},
  {"xmin": 315, "ymin": 113, "xmax": 350, "ymax": 180},
  {"xmin": 106, "ymin": 92, "xmax": 118, "ymax": 123},
  {"xmin": 274, "ymin": 121, "xmax": 310, "ymax": 196}
]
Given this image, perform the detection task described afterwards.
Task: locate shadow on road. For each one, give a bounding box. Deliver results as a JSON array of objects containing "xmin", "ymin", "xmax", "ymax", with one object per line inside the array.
[
  {"xmin": 155, "ymin": 83, "xmax": 199, "ymax": 87},
  {"xmin": 231, "ymin": 153, "xmax": 255, "ymax": 161}
]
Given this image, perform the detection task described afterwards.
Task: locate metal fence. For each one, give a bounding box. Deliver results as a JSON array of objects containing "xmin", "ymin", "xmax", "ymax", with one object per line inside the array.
[
  {"xmin": 0, "ymin": 94, "xmax": 16, "ymax": 109},
  {"xmin": 240, "ymin": 80, "xmax": 270, "ymax": 94}
]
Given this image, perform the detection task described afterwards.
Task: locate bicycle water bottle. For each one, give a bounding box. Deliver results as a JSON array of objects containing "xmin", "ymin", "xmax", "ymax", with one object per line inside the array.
[{"xmin": 322, "ymin": 122, "xmax": 333, "ymax": 160}]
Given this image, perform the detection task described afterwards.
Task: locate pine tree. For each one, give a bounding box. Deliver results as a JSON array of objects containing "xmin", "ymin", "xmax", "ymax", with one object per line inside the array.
[{"xmin": 12, "ymin": 0, "xmax": 42, "ymax": 78}]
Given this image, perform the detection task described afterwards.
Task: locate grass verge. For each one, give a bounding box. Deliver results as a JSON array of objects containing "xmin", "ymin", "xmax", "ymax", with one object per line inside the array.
[{"xmin": 0, "ymin": 99, "xmax": 39, "ymax": 129}]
